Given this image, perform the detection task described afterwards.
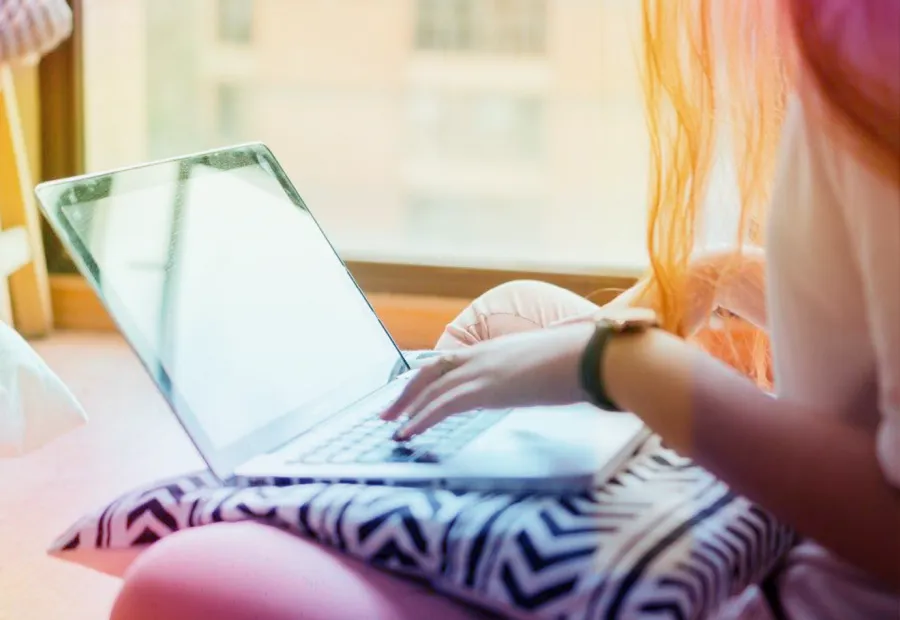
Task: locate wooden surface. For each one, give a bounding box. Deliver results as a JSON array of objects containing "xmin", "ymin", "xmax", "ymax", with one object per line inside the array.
[
  {"xmin": 0, "ymin": 66, "xmax": 53, "ymax": 336},
  {"xmin": 0, "ymin": 227, "xmax": 33, "ymax": 276},
  {"xmin": 369, "ymin": 294, "xmax": 468, "ymax": 349},
  {"xmin": 345, "ymin": 259, "xmax": 638, "ymax": 304},
  {"xmin": 50, "ymin": 274, "xmax": 116, "ymax": 332},
  {"xmin": 50, "ymin": 274, "xmax": 466, "ymax": 350},
  {"xmin": 50, "ymin": 273, "xmax": 763, "ymax": 368}
]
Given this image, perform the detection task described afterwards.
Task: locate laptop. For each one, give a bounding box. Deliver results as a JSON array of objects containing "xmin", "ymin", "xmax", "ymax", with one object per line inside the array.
[{"xmin": 35, "ymin": 143, "xmax": 649, "ymax": 493}]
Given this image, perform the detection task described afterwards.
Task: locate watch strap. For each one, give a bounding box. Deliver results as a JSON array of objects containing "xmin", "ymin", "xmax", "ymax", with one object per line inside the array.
[{"xmin": 579, "ymin": 322, "xmax": 623, "ymax": 411}]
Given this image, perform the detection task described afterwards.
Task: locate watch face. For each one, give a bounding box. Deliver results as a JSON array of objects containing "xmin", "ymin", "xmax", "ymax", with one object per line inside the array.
[{"xmin": 600, "ymin": 308, "xmax": 659, "ymax": 331}]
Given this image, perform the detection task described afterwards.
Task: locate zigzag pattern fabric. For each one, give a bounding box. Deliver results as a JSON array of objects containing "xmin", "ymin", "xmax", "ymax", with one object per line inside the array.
[{"xmin": 51, "ymin": 435, "xmax": 794, "ymax": 619}]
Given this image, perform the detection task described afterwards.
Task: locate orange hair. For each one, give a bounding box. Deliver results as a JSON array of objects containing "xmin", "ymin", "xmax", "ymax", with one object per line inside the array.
[
  {"xmin": 639, "ymin": 0, "xmax": 792, "ymax": 385},
  {"xmin": 639, "ymin": 0, "xmax": 898, "ymax": 386}
]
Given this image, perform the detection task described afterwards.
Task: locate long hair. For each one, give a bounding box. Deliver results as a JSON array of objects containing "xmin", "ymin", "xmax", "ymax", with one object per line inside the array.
[{"xmin": 638, "ymin": 0, "xmax": 899, "ymax": 385}]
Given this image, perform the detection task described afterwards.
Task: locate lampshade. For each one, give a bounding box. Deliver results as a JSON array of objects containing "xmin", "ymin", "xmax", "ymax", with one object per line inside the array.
[{"xmin": 0, "ymin": 0, "xmax": 73, "ymax": 68}]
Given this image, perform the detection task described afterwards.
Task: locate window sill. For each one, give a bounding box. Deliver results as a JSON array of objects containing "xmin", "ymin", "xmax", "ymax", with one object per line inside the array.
[
  {"xmin": 344, "ymin": 259, "xmax": 638, "ymax": 300},
  {"xmin": 48, "ymin": 268, "xmax": 761, "ymax": 368},
  {"xmin": 48, "ymin": 273, "xmax": 468, "ymax": 349},
  {"xmin": 48, "ymin": 262, "xmax": 638, "ymax": 349}
]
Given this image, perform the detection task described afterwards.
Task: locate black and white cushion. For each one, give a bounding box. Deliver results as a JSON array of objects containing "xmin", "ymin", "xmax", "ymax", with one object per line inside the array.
[
  {"xmin": 51, "ymin": 440, "xmax": 793, "ymax": 618},
  {"xmin": 50, "ymin": 351, "xmax": 795, "ymax": 618}
]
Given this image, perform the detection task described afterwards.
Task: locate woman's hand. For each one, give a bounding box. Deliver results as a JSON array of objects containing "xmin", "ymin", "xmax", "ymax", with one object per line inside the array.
[{"xmin": 381, "ymin": 322, "xmax": 596, "ymax": 439}]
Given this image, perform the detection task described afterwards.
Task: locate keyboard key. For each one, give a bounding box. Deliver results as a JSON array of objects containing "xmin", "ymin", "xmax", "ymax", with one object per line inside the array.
[
  {"xmin": 294, "ymin": 408, "xmax": 511, "ymax": 465},
  {"xmin": 301, "ymin": 452, "xmax": 328, "ymax": 464},
  {"xmin": 412, "ymin": 451, "xmax": 440, "ymax": 464},
  {"xmin": 387, "ymin": 445, "xmax": 417, "ymax": 462},
  {"xmin": 330, "ymin": 451, "xmax": 361, "ymax": 464},
  {"xmin": 356, "ymin": 449, "xmax": 393, "ymax": 464},
  {"xmin": 357, "ymin": 444, "xmax": 412, "ymax": 463}
]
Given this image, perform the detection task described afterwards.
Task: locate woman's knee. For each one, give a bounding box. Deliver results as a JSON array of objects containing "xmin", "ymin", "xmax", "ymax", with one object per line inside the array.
[
  {"xmin": 110, "ymin": 521, "xmax": 483, "ymax": 620},
  {"xmin": 437, "ymin": 280, "xmax": 598, "ymax": 348},
  {"xmin": 111, "ymin": 522, "xmax": 298, "ymax": 620}
]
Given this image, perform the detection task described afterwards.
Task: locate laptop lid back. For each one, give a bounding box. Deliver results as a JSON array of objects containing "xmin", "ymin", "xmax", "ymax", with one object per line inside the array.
[{"xmin": 36, "ymin": 144, "xmax": 407, "ymax": 479}]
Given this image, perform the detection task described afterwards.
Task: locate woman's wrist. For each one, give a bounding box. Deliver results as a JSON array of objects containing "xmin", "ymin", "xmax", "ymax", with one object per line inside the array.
[
  {"xmin": 579, "ymin": 324, "xmax": 623, "ymax": 410},
  {"xmin": 579, "ymin": 309, "xmax": 660, "ymax": 411},
  {"xmin": 601, "ymin": 327, "xmax": 695, "ymax": 451}
]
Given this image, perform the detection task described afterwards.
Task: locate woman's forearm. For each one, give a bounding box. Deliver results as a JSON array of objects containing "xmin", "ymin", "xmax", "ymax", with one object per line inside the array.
[{"xmin": 604, "ymin": 328, "xmax": 900, "ymax": 588}]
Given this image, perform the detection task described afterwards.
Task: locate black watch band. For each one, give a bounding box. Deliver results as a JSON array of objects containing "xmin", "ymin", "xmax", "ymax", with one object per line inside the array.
[{"xmin": 579, "ymin": 322, "xmax": 623, "ymax": 412}]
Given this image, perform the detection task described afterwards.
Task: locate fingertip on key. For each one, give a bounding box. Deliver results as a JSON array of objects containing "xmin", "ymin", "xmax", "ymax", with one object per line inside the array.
[
  {"xmin": 392, "ymin": 428, "xmax": 409, "ymax": 441},
  {"xmin": 380, "ymin": 407, "xmax": 398, "ymax": 420}
]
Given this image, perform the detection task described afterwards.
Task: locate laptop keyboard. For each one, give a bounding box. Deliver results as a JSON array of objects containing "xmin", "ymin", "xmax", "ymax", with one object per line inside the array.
[{"xmin": 292, "ymin": 409, "xmax": 508, "ymax": 465}]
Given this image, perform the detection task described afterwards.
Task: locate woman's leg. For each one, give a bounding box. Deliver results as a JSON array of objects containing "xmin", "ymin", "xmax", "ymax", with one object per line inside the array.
[
  {"xmin": 437, "ymin": 280, "xmax": 603, "ymax": 349},
  {"xmin": 111, "ymin": 522, "xmax": 493, "ymax": 620}
]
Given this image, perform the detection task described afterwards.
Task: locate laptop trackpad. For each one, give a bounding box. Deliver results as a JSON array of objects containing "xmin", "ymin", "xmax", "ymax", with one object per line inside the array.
[{"xmin": 447, "ymin": 404, "xmax": 645, "ymax": 478}]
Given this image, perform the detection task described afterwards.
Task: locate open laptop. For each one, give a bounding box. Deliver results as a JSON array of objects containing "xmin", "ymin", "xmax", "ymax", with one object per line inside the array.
[{"xmin": 35, "ymin": 143, "xmax": 649, "ymax": 492}]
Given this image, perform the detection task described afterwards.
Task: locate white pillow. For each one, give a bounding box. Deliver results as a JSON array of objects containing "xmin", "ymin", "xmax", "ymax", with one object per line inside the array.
[{"xmin": 0, "ymin": 322, "xmax": 86, "ymax": 456}]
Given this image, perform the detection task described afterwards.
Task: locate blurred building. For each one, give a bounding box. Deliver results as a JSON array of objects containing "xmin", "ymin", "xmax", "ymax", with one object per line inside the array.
[{"xmin": 83, "ymin": 0, "xmax": 650, "ymax": 270}]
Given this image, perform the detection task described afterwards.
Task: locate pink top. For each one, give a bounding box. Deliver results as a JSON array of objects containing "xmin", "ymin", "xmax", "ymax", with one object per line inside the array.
[
  {"xmin": 769, "ymin": 93, "xmax": 899, "ymax": 618},
  {"xmin": 717, "ymin": 93, "xmax": 900, "ymax": 619}
]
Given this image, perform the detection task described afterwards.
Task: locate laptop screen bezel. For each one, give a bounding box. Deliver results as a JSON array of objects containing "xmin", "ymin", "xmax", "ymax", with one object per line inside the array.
[{"xmin": 35, "ymin": 143, "xmax": 410, "ymax": 480}]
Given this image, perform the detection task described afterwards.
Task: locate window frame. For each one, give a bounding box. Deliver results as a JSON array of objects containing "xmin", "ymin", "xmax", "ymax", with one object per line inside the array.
[
  {"xmin": 216, "ymin": 0, "xmax": 255, "ymax": 45},
  {"xmin": 415, "ymin": 0, "xmax": 547, "ymax": 55},
  {"xmin": 37, "ymin": 0, "xmax": 639, "ymax": 337}
]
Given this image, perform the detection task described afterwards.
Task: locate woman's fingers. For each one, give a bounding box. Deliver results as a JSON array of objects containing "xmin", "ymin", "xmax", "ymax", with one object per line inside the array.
[
  {"xmin": 395, "ymin": 385, "xmax": 482, "ymax": 440},
  {"xmin": 381, "ymin": 358, "xmax": 446, "ymax": 420},
  {"xmin": 381, "ymin": 353, "xmax": 467, "ymax": 420},
  {"xmin": 389, "ymin": 369, "xmax": 472, "ymax": 431}
]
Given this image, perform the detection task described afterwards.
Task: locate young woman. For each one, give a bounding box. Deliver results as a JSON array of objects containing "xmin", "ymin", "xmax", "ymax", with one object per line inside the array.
[{"xmin": 110, "ymin": 0, "xmax": 899, "ymax": 618}]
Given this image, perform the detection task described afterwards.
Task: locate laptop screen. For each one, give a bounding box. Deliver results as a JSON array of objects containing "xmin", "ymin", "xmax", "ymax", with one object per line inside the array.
[{"xmin": 38, "ymin": 145, "xmax": 407, "ymax": 478}]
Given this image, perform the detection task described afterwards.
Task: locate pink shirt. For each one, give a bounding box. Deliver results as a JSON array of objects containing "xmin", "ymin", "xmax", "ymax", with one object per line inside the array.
[{"xmin": 718, "ymin": 94, "xmax": 900, "ymax": 619}]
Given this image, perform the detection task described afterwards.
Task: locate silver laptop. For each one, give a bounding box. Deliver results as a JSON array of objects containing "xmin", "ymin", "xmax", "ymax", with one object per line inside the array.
[{"xmin": 35, "ymin": 144, "xmax": 648, "ymax": 492}]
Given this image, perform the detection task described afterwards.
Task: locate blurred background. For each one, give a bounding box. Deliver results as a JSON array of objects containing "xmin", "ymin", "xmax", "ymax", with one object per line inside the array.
[{"xmin": 78, "ymin": 0, "xmax": 652, "ymax": 273}]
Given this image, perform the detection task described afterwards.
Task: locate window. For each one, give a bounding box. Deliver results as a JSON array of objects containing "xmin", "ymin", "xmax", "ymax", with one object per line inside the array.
[
  {"xmin": 407, "ymin": 92, "xmax": 544, "ymax": 160},
  {"xmin": 78, "ymin": 0, "xmax": 650, "ymax": 275},
  {"xmin": 217, "ymin": 0, "xmax": 254, "ymax": 44},
  {"xmin": 406, "ymin": 193, "xmax": 542, "ymax": 258},
  {"xmin": 416, "ymin": 0, "xmax": 546, "ymax": 54},
  {"xmin": 216, "ymin": 83, "xmax": 249, "ymax": 144}
]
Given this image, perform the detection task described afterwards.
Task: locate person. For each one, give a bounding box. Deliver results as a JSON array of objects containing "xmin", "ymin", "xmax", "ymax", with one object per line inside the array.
[{"xmin": 110, "ymin": 0, "xmax": 899, "ymax": 618}]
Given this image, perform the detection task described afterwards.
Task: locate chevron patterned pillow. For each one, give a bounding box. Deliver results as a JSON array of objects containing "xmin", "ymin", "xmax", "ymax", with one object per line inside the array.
[{"xmin": 48, "ymin": 433, "xmax": 795, "ymax": 619}]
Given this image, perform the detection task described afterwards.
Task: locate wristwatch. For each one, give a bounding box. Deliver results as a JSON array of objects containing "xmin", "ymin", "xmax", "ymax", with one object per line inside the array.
[{"xmin": 579, "ymin": 308, "xmax": 659, "ymax": 411}]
